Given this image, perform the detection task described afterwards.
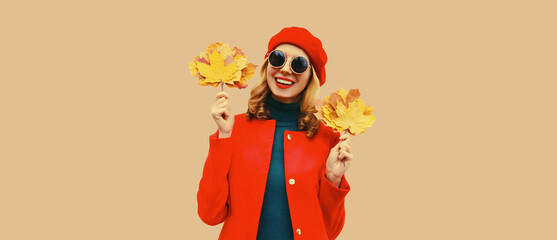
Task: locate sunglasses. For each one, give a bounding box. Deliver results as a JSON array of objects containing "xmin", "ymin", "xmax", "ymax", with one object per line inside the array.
[{"xmin": 267, "ymin": 50, "xmax": 310, "ymax": 74}]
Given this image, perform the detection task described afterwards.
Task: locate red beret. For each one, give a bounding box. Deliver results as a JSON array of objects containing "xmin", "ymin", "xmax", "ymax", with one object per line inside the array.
[{"xmin": 265, "ymin": 27, "xmax": 328, "ymax": 86}]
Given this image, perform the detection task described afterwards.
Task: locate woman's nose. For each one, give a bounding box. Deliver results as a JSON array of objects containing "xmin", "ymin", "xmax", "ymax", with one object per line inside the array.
[{"xmin": 280, "ymin": 60, "xmax": 292, "ymax": 74}]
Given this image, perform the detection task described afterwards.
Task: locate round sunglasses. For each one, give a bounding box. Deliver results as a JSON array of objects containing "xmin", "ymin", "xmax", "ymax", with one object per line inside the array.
[{"xmin": 267, "ymin": 50, "xmax": 310, "ymax": 74}]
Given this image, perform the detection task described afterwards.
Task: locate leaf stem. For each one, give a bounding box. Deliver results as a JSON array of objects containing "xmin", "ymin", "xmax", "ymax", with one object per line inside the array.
[{"xmin": 219, "ymin": 82, "xmax": 226, "ymax": 119}]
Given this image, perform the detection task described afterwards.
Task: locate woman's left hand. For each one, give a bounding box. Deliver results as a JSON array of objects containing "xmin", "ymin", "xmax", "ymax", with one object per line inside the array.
[{"xmin": 325, "ymin": 133, "xmax": 353, "ymax": 187}]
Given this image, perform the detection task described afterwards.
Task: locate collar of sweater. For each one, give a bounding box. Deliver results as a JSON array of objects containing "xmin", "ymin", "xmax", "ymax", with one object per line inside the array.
[{"xmin": 267, "ymin": 95, "xmax": 301, "ymax": 123}]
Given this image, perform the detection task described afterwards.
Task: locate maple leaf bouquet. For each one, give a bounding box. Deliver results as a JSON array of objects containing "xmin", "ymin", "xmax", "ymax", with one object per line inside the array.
[
  {"xmin": 189, "ymin": 42, "xmax": 257, "ymax": 90},
  {"xmin": 315, "ymin": 88, "xmax": 376, "ymax": 136}
]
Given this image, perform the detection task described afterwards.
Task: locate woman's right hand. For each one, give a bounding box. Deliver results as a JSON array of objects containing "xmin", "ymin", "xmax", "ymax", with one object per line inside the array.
[{"xmin": 210, "ymin": 91, "xmax": 234, "ymax": 138}]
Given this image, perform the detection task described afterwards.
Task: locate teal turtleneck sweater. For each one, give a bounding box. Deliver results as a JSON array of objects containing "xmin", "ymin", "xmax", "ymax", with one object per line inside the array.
[{"xmin": 256, "ymin": 96, "xmax": 300, "ymax": 240}]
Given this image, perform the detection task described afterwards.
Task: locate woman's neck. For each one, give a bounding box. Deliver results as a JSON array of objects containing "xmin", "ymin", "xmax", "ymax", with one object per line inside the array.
[
  {"xmin": 267, "ymin": 95, "xmax": 301, "ymax": 122},
  {"xmin": 270, "ymin": 94, "xmax": 301, "ymax": 104}
]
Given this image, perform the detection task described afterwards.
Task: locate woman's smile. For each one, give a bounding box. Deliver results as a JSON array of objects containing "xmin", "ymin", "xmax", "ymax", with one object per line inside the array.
[{"xmin": 274, "ymin": 76, "xmax": 296, "ymax": 89}]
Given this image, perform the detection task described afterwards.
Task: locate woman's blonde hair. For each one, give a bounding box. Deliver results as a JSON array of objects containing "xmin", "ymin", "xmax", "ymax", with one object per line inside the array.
[{"xmin": 245, "ymin": 60, "xmax": 321, "ymax": 137}]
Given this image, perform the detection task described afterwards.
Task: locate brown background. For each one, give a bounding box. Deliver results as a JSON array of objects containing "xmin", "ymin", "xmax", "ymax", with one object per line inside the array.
[{"xmin": 1, "ymin": 0, "xmax": 556, "ymax": 239}]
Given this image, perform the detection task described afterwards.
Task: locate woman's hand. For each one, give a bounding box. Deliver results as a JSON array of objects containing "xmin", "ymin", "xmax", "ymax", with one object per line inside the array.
[
  {"xmin": 210, "ymin": 92, "xmax": 234, "ymax": 138},
  {"xmin": 325, "ymin": 133, "xmax": 353, "ymax": 187}
]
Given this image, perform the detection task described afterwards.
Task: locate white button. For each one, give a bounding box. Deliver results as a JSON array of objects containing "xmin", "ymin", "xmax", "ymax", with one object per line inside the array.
[
  {"xmin": 289, "ymin": 178, "xmax": 295, "ymax": 185},
  {"xmin": 296, "ymin": 228, "xmax": 301, "ymax": 235},
  {"xmin": 287, "ymin": 134, "xmax": 292, "ymax": 140}
]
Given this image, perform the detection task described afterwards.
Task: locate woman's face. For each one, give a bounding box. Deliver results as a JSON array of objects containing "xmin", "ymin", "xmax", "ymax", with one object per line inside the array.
[{"xmin": 266, "ymin": 44, "xmax": 312, "ymax": 103}]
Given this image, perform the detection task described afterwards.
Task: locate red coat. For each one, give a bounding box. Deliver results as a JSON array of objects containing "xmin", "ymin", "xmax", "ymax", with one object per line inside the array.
[{"xmin": 197, "ymin": 114, "xmax": 350, "ymax": 240}]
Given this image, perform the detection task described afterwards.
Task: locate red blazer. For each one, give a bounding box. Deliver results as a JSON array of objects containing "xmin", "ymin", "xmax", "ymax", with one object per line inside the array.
[{"xmin": 197, "ymin": 114, "xmax": 350, "ymax": 240}]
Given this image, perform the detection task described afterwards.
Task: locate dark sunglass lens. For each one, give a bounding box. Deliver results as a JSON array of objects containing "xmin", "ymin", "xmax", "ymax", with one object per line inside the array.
[
  {"xmin": 291, "ymin": 57, "xmax": 309, "ymax": 73},
  {"xmin": 268, "ymin": 51, "xmax": 285, "ymax": 67}
]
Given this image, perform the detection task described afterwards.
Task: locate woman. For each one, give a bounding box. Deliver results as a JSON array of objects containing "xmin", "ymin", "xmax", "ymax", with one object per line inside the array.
[{"xmin": 197, "ymin": 27, "xmax": 353, "ymax": 240}]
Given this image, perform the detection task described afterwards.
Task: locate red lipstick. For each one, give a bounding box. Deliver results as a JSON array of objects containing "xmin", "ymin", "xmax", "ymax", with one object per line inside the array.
[{"xmin": 274, "ymin": 77, "xmax": 295, "ymax": 89}]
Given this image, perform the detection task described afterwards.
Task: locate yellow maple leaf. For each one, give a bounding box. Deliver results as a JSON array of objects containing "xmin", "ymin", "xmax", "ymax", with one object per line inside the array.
[
  {"xmin": 334, "ymin": 99, "xmax": 376, "ymax": 134},
  {"xmin": 314, "ymin": 88, "xmax": 376, "ymax": 135},
  {"xmin": 196, "ymin": 50, "xmax": 240, "ymax": 85},
  {"xmin": 189, "ymin": 42, "xmax": 257, "ymax": 89}
]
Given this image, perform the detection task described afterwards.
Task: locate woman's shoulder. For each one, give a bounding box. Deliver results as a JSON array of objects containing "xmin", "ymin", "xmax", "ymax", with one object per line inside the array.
[
  {"xmin": 232, "ymin": 113, "xmax": 272, "ymax": 128},
  {"xmin": 231, "ymin": 113, "xmax": 247, "ymax": 129},
  {"xmin": 233, "ymin": 113, "xmax": 246, "ymax": 122},
  {"xmin": 232, "ymin": 113, "xmax": 257, "ymax": 125},
  {"xmin": 229, "ymin": 113, "xmax": 277, "ymax": 139}
]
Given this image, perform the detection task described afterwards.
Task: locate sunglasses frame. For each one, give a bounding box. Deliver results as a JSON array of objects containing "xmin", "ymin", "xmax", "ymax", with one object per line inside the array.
[{"xmin": 267, "ymin": 50, "xmax": 311, "ymax": 74}]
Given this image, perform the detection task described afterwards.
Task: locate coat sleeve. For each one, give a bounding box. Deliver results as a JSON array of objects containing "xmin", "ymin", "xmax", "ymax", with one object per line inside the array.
[
  {"xmin": 318, "ymin": 131, "xmax": 351, "ymax": 240},
  {"xmin": 197, "ymin": 130, "xmax": 234, "ymax": 225}
]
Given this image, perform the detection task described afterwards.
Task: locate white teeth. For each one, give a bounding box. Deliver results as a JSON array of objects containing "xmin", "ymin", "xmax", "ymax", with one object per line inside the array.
[{"xmin": 276, "ymin": 78, "xmax": 294, "ymax": 85}]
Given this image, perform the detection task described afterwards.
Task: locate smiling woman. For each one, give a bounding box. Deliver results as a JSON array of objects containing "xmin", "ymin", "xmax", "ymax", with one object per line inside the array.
[
  {"xmin": 247, "ymin": 43, "xmax": 322, "ymax": 137},
  {"xmin": 198, "ymin": 27, "xmax": 354, "ymax": 240}
]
